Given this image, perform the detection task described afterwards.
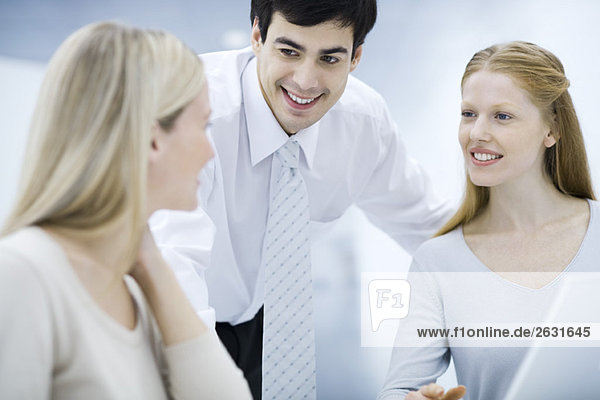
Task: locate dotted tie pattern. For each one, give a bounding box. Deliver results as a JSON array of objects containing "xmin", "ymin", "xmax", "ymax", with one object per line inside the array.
[{"xmin": 262, "ymin": 139, "xmax": 316, "ymax": 399}]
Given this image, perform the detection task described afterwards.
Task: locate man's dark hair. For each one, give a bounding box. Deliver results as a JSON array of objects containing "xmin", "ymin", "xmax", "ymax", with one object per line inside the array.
[{"xmin": 250, "ymin": 0, "xmax": 377, "ymax": 59}]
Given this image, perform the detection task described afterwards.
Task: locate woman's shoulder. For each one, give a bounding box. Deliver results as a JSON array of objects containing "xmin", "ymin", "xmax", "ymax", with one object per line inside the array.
[
  {"xmin": 411, "ymin": 227, "xmax": 465, "ymax": 271},
  {"xmin": 0, "ymin": 227, "xmax": 44, "ymax": 267},
  {"xmin": 0, "ymin": 227, "xmax": 63, "ymax": 270},
  {"xmin": 0, "ymin": 226, "xmax": 72, "ymax": 294},
  {"xmin": 415, "ymin": 227, "xmax": 463, "ymax": 256},
  {"xmin": 588, "ymin": 198, "xmax": 600, "ymax": 217},
  {"xmin": 0, "ymin": 228, "xmax": 56, "ymax": 307}
]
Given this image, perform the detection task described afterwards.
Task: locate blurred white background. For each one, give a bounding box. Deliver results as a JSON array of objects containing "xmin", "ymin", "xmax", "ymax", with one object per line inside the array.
[{"xmin": 1, "ymin": 1, "xmax": 599, "ymax": 398}]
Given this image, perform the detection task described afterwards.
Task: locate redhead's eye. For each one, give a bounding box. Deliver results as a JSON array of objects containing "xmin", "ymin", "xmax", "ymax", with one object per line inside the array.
[
  {"xmin": 496, "ymin": 113, "xmax": 512, "ymax": 121},
  {"xmin": 461, "ymin": 111, "xmax": 476, "ymax": 118}
]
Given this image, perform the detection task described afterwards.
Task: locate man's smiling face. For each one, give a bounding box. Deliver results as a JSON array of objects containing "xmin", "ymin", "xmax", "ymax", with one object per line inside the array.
[{"xmin": 251, "ymin": 12, "xmax": 362, "ymax": 135}]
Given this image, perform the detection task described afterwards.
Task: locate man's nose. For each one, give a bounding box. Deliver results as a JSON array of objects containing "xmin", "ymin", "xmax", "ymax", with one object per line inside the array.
[{"xmin": 293, "ymin": 60, "xmax": 319, "ymax": 93}]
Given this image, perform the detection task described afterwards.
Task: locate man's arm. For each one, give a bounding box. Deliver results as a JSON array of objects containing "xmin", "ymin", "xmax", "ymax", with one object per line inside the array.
[{"xmin": 355, "ymin": 104, "xmax": 454, "ymax": 254}]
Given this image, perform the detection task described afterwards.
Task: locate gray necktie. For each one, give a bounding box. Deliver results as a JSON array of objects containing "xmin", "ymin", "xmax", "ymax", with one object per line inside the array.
[{"xmin": 262, "ymin": 139, "xmax": 316, "ymax": 399}]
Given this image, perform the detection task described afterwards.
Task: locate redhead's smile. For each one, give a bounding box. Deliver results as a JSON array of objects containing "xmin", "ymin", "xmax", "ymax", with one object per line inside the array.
[{"xmin": 469, "ymin": 147, "xmax": 504, "ymax": 167}]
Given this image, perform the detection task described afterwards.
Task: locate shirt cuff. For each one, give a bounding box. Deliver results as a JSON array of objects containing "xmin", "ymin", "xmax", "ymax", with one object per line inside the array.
[{"xmin": 197, "ymin": 306, "xmax": 216, "ymax": 330}]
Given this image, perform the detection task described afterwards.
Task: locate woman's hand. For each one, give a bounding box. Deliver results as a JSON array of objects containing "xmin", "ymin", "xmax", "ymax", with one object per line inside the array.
[
  {"xmin": 130, "ymin": 225, "xmax": 207, "ymax": 346},
  {"xmin": 130, "ymin": 225, "xmax": 168, "ymax": 282},
  {"xmin": 405, "ymin": 383, "xmax": 466, "ymax": 400}
]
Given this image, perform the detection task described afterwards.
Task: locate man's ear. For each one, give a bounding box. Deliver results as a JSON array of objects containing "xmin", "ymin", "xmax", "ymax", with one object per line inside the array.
[
  {"xmin": 350, "ymin": 44, "xmax": 363, "ymax": 73},
  {"xmin": 251, "ymin": 17, "xmax": 262, "ymax": 55}
]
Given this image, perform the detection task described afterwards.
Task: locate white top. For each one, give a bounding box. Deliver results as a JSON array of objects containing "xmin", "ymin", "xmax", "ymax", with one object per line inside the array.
[
  {"xmin": 378, "ymin": 199, "xmax": 600, "ymax": 400},
  {"xmin": 150, "ymin": 47, "xmax": 451, "ymax": 325},
  {"xmin": 0, "ymin": 227, "xmax": 251, "ymax": 399}
]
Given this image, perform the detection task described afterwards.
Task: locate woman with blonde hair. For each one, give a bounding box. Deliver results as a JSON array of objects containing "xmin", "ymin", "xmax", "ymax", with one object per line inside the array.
[
  {"xmin": 0, "ymin": 22, "xmax": 251, "ymax": 399},
  {"xmin": 378, "ymin": 41, "xmax": 597, "ymax": 400}
]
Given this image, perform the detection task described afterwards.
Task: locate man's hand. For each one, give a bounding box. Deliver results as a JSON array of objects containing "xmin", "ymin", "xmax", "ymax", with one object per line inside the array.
[{"xmin": 405, "ymin": 383, "xmax": 466, "ymax": 400}]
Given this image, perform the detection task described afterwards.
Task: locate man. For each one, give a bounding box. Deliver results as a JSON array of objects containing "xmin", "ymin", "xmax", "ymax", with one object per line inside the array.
[{"xmin": 150, "ymin": 0, "xmax": 452, "ymax": 398}]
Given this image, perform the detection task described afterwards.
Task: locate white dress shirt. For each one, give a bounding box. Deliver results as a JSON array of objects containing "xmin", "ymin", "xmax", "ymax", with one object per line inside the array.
[{"xmin": 150, "ymin": 47, "xmax": 451, "ymax": 326}]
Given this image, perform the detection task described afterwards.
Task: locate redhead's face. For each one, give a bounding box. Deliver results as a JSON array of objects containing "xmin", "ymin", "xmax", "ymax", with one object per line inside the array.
[
  {"xmin": 148, "ymin": 84, "xmax": 213, "ymax": 213},
  {"xmin": 458, "ymin": 71, "xmax": 555, "ymax": 188},
  {"xmin": 251, "ymin": 12, "xmax": 362, "ymax": 134}
]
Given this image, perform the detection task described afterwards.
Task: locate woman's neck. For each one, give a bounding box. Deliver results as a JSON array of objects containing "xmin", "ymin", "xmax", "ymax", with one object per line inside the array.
[
  {"xmin": 469, "ymin": 175, "xmax": 585, "ymax": 235},
  {"xmin": 43, "ymin": 220, "xmax": 140, "ymax": 330},
  {"xmin": 43, "ymin": 220, "xmax": 136, "ymax": 287}
]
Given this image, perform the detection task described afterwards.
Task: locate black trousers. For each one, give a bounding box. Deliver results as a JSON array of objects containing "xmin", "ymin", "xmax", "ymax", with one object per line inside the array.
[{"xmin": 216, "ymin": 307, "xmax": 263, "ymax": 400}]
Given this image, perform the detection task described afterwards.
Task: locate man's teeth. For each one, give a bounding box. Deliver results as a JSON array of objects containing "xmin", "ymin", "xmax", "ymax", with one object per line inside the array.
[
  {"xmin": 474, "ymin": 152, "xmax": 501, "ymax": 161},
  {"xmin": 287, "ymin": 90, "xmax": 316, "ymax": 105}
]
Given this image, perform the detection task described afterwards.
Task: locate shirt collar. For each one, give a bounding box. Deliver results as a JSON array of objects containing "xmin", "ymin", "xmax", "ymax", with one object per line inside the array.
[{"xmin": 242, "ymin": 57, "xmax": 320, "ymax": 170}]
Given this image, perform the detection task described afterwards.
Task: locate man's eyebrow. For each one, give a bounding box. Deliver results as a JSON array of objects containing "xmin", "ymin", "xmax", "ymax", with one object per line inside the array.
[
  {"xmin": 273, "ymin": 37, "xmax": 348, "ymax": 56},
  {"xmin": 274, "ymin": 37, "xmax": 305, "ymax": 52},
  {"xmin": 319, "ymin": 46, "xmax": 348, "ymax": 55}
]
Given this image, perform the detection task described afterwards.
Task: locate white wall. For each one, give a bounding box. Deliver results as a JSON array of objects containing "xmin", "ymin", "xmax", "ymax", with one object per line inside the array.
[{"xmin": 0, "ymin": 57, "xmax": 45, "ymax": 224}]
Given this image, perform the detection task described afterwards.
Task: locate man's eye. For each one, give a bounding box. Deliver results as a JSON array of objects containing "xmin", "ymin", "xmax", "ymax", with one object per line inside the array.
[
  {"xmin": 321, "ymin": 55, "xmax": 339, "ymax": 64},
  {"xmin": 280, "ymin": 49, "xmax": 298, "ymax": 57}
]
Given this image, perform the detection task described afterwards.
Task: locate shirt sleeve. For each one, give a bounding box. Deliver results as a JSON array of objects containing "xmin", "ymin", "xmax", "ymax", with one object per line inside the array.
[
  {"xmin": 149, "ymin": 207, "xmax": 217, "ymax": 328},
  {"xmin": 163, "ymin": 331, "xmax": 252, "ymax": 399},
  {"xmin": 355, "ymin": 104, "xmax": 454, "ymax": 255},
  {"xmin": 377, "ymin": 259, "xmax": 451, "ymax": 399},
  {"xmin": 0, "ymin": 249, "xmax": 53, "ymax": 399}
]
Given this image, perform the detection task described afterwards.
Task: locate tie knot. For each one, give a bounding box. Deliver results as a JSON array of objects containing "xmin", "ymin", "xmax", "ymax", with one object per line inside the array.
[{"xmin": 276, "ymin": 140, "xmax": 300, "ymax": 169}]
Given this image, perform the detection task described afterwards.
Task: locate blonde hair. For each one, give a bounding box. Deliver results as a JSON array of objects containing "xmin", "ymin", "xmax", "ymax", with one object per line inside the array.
[
  {"xmin": 437, "ymin": 41, "xmax": 595, "ymax": 236},
  {"xmin": 2, "ymin": 22, "xmax": 205, "ymax": 258}
]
